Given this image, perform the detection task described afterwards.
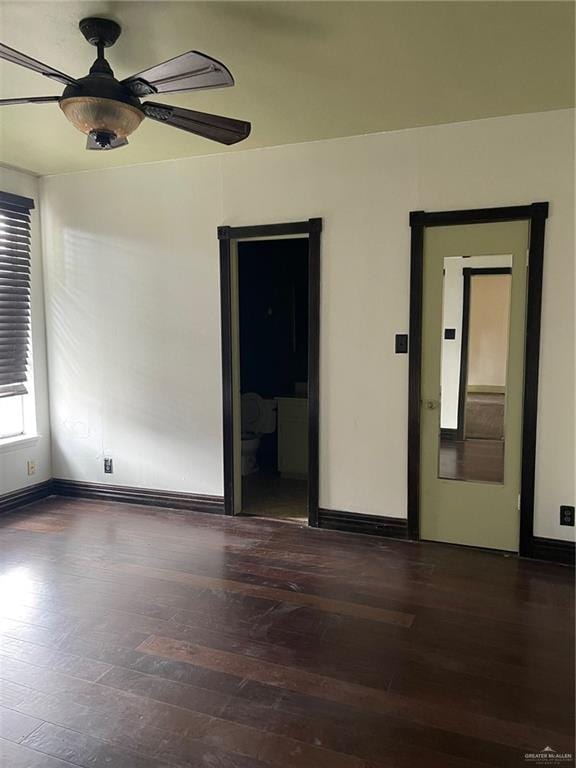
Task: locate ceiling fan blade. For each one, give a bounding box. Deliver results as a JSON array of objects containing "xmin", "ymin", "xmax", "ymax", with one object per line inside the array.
[
  {"xmin": 122, "ymin": 51, "xmax": 234, "ymax": 97},
  {"xmin": 0, "ymin": 43, "xmax": 77, "ymax": 87},
  {"xmin": 143, "ymin": 102, "xmax": 250, "ymax": 145},
  {"xmin": 86, "ymin": 134, "xmax": 129, "ymax": 151},
  {"xmin": 0, "ymin": 96, "xmax": 60, "ymax": 106}
]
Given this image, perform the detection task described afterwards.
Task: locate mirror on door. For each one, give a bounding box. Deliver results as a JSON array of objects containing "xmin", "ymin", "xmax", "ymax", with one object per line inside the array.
[{"xmin": 438, "ymin": 255, "xmax": 512, "ymax": 483}]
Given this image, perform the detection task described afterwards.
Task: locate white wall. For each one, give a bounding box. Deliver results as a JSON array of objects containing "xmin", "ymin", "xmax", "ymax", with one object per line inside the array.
[
  {"xmin": 41, "ymin": 109, "xmax": 575, "ymax": 541},
  {"xmin": 0, "ymin": 166, "xmax": 52, "ymax": 493},
  {"xmin": 468, "ymin": 274, "xmax": 511, "ymax": 388}
]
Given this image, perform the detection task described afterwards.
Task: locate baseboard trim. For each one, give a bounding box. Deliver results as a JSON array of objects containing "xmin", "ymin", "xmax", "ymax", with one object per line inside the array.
[
  {"xmin": 527, "ymin": 536, "xmax": 575, "ymax": 566},
  {"xmin": 318, "ymin": 508, "xmax": 409, "ymax": 539},
  {"xmin": 2, "ymin": 481, "xmax": 571, "ymax": 565},
  {"xmin": 0, "ymin": 480, "xmax": 54, "ymax": 514},
  {"xmin": 51, "ymin": 479, "xmax": 225, "ymax": 515}
]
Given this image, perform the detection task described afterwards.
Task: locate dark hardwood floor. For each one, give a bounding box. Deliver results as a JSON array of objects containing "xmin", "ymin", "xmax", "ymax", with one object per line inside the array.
[
  {"xmin": 439, "ymin": 438, "xmax": 505, "ymax": 483},
  {"xmin": 0, "ymin": 496, "xmax": 573, "ymax": 767}
]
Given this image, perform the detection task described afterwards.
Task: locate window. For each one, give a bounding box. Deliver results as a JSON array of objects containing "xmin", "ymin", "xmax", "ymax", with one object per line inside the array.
[
  {"xmin": 0, "ymin": 190, "xmax": 34, "ymax": 440},
  {"xmin": 0, "ymin": 395, "xmax": 24, "ymax": 439}
]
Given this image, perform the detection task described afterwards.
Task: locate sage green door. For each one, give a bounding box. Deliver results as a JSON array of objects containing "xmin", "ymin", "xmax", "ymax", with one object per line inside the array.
[{"xmin": 420, "ymin": 221, "xmax": 529, "ymax": 551}]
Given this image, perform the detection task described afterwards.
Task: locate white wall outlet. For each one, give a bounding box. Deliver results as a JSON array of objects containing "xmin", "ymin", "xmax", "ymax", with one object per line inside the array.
[{"xmin": 27, "ymin": 460, "xmax": 36, "ymax": 476}]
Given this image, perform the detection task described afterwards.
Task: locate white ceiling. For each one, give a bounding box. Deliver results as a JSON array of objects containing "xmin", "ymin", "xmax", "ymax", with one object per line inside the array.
[{"xmin": 0, "ymin": 1, "xmax": 573, "ymax": 176}]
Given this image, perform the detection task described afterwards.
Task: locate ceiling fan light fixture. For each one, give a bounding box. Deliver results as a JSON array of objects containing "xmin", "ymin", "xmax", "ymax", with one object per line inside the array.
[
  {"xmin": 1, "ymin": 17, "xmax": 251, "ymax": 151},
  {"xmin": 59, "ymin": 96, "xmax": 143, "ymax": 139}
]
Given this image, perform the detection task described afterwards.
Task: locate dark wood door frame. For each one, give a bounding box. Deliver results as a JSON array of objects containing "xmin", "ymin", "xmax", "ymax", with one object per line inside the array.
[
  {"xmin": 218, "ymin": 219, "xmax": 322, "ymax": 525},
  {"xmin": 408, "ymin": 203, "xmax": 549, "ymax": 558}
]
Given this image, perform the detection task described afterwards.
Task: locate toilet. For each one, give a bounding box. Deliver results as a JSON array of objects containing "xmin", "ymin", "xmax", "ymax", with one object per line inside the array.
[{"xmin": 241, "ymin": 393, "xmax": 277, "ymax": 476}]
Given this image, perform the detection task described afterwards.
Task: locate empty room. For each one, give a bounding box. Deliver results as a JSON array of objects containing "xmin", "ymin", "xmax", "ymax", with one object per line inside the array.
[{"xmin": 0, "ymin": 2, "xmax": 574, "ymax": 767}]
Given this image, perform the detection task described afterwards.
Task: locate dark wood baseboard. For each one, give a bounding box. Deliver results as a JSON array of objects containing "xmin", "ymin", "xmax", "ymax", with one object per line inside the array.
[
  {"xmin": 51, "ymin": 479, "xmax": 224, "ymax": 515},
  {"xmin": 318, "ymin": 508, "xmax": 574, "ymax": 566},
  {"xmin": 2, "ymin": 480, "xmax": 571, "ymax": 566},
  {"xmin": 527, "ymin": 536, "xmax": 575, "ymax": 566},
  {"xmin": 0, "ymin": 480, "xmax": 54, "ymax": 514},
  {"xmin": 318, "ymin": 508, "xmax": 409, "ymax": 539}
]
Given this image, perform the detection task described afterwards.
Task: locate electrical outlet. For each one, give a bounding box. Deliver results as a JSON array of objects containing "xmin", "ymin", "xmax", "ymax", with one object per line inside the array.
[
  {"xmin": 560, "ymin": 506, "xmax": 574, "ymax": 527},
  {"xmin": 104, "ymin": 457, "xmax": 113, "ymax": 474},
  {"xmin": 27, "ymin": 460, "xmax": 36, "ymax": 476}
]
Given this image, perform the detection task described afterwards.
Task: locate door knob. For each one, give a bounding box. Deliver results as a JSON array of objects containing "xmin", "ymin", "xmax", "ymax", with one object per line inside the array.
[{"xmin": 423, "ymin": 399, "xmax": 440, "ymax": 410}]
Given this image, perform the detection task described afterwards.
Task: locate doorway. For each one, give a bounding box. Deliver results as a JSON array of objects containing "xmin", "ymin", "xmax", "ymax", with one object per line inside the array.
[
  {"xmin": 238, "ymin": 238, "xmax": 309, "ymax": 522},
  {"xmin": 408, "ymin": 204, "xmax": 548, "ymax": 556},
  {"xmin": 218, "ymin": 220, "xmax": 322, "ymax": 525}
]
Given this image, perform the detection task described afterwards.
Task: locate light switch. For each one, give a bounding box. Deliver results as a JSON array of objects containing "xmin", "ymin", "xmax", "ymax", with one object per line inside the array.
[{"xmin": 395, "ymin": 334, "xmax": 408, "ymax": 354}]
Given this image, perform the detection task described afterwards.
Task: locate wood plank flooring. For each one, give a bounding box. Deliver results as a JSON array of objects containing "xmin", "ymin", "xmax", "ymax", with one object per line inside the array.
[
  {"xmin": 0, "ymin": 496, "xmax": 573, "ymax": 767},
  {"xmin": 439, "ymin": 439, "xmax": 505, "ymax": 483}
]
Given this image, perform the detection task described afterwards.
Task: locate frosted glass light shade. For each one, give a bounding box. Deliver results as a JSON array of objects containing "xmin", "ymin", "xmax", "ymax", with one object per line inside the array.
[{"xmin": 60, "ymin": 97, "xmax": 143, "ymax": 138}]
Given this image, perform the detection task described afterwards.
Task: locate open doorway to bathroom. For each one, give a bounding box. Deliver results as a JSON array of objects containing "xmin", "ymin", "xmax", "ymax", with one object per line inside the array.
[
  {"xmin": 218, "ymin": 220, "xmax": 322, "ymax": 525},
  {"xmin": 239, "ymin": 239, "xmax": 308, "ymax": 522}
]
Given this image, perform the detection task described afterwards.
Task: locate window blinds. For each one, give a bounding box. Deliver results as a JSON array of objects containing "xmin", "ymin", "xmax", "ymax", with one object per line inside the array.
[{"xmin": 0, "ymin": 190, "xmax": 34, "ymax": 399}]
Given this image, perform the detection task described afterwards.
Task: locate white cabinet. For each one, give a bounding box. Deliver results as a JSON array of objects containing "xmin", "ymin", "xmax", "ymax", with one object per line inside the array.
[{"xmin": 276, "ymin": 397, "xmax": 308, "ymax": 478}]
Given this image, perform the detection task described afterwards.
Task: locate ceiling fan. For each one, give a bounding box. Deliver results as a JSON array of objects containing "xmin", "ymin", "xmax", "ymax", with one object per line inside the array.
[{"xmin": 0, "ymin": 17, "xmax": 251, "ymax": 150}]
